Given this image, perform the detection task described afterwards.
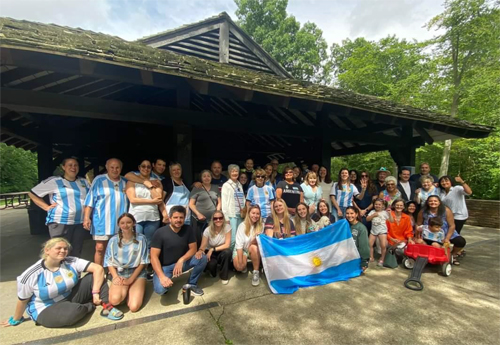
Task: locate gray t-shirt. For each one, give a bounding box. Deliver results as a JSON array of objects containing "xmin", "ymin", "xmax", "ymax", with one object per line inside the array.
[{"xmin": 189, "ymin": 185, "xmax": 220, "ymax": 220}]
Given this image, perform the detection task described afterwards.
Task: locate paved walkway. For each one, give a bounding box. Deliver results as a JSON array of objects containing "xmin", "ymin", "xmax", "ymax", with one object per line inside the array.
[{"xmin": 0, "ymin": 208, "xmax": 499, "ymax": 344}]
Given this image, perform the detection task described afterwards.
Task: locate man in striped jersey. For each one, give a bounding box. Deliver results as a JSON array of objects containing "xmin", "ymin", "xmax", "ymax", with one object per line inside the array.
[{"xmin": 84, "ymin": 158, "xmax": 129, "ymax": 266}]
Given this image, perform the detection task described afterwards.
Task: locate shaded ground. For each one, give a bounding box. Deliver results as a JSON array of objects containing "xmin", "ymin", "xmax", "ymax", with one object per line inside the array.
[{"xmin": 0, "ymin": 208, "xmax": 499, "ymax": 345}]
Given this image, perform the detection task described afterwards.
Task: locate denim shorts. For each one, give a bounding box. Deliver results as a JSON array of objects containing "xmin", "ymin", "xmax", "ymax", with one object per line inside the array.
[{"xmin": 109, "ymin": 267, "xmax": 147, "ymax": 280}]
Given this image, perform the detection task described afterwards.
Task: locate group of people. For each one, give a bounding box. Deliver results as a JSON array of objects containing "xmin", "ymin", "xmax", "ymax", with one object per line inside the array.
[{"xmin": 3, "ymin": 158, "xmax": 471, "ymax": 328}]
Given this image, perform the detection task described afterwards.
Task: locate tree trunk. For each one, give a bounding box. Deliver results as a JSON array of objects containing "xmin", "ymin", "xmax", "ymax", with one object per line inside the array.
[{"xmin": 439, "ymin": 139, "xmax": 452, "ymax": 176}]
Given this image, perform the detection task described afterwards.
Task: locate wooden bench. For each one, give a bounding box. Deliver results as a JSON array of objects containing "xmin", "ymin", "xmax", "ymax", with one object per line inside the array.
[{"xmin": 0, "ymin": 192, "xmax": 30, "ymax": 210}]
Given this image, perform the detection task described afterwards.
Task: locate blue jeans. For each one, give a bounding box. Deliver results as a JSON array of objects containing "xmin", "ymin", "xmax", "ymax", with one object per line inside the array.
[
  {"xmin": 229, "ymin": 216, "xmax": 243, "ymax": 250},
  {"xmin": 153, "ymin": 255, "xmax": 208, "ymax": 295},
  {"xmin": 136, "ymin": 220, "xmax": 160, "ymax": 249}
]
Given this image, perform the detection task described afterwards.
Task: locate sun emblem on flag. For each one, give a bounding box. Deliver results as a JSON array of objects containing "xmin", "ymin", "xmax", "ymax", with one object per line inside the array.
[{"xmin": 312, "ymin": 256, "xmax": 322, "ymax": 267}]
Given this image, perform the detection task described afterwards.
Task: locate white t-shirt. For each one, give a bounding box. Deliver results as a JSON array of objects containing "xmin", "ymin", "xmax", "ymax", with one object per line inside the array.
[
  {"xmin": 368, "ymin": 210, "xmax": 390, "ymax": 234},
  {"xmin": 440, "ymin": 186, "xmax": 470, "ymax": 220},
  {"xmin": 203, "ymin": 224, "xmax": 231, "ymax": 249},
  {"xmin": 234, "ymin": 222, "xmax": 259, "ymax": 251}
]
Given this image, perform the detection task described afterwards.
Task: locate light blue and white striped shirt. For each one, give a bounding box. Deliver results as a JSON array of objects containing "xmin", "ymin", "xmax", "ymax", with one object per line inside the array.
[
  {"xmin": 330, "ymin": 183, "xmax": 359, "ymax": 208},
  {"xmin": 246, "ymin": 185, "xmax": 276, "ymax": 219},
  {"xmin": 104, "ymin": 233, "xmax": 150, "ymax": 269},
  {"xmin": 31, "ymin": 176, "xmax": 90, "ymax": 225},
  {"xmin": 17, "ymin": 257, "xmax": 90, "ymax": 321},
  {"xmin": 84, "ymin": 174, "xmax": 129, "ymax": 236}
]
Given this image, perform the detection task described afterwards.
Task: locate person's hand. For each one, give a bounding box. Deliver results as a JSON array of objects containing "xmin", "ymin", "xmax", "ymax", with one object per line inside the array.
[
  {"xmin": 206, "ymin": 248, "xmax": 213, "ymax": 262},
  {"xmin": 359, "ymin": 209, "xmax": 366, "ymax": 217},
  {"xmin": 151, "ymin": 196, "xmax": 163, "ymax": 205},
  {"xmin": 408, "ymin": 238, "xmax": 415, "ymax": 244},
  {"xmin": 173, "ymin": 260, "xmax": 184, "ymax": 277},
  {"xmin": 337, "ymin": 209, "xmax": 343, "ymax": 217},
  {"xmin": 193, "ymin": 182, "xmax": 202, "ymax": 189},
  {"xmin": 92, "ymin": 294, "xmax": 102, "ymax": 306},
  {"xmin": 360, "ymin": 179, "xmax": 367, "ymax": 189},
  {"xmin": 44, "ymin": 203, "xmax": 57, "ymax": 212},
  {"xmin": 144, "ymin": 180, "xmax": 153, "ymax": 189},
  {"xmin": 443, "ymin": 239, "xmax": 450, "ymax": 245},
  {"xmin": 197, "ymin": 213, "xmax": 206, "ymax": 222},
  {"xmin": 112, "ymin": 276, "xmax": 124, "ymax": 286},
  {"xmin": 83, "ymin": 218, "xmax": 91, "ymax": 231},
  {"xmin": 455, "ymin": 175, "xmax": 465, "ymax": 184},
  {"xmin": 151, "ymin": 180, "xmax": 161, "ymax": 188},
  {"xmin": 160, "ymin": 276, "xmax": 173, "ymax": 288},
  {"xmin": 415, "ymin": 188, "xmax": 421, "ymax": 195},
  {"xmin": 308, "ymin": 205, "xmax": 316, "ymax": 215},
  {"xmin": 195, "ymin": 250, "xmax": 204, "ymax": 260},
  {"xmin": 122, "ymin": 277, "xmax": 133, "ymax": 286}
]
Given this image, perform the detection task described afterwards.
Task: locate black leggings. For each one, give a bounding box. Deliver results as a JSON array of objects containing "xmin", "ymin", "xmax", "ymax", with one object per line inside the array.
[
  {"xmin": 192, "ymin": 217, "xmax": 209, "ymax": 249},
  {"xmin": 454, "ymin": 219, "xmax": 467, "ymax": 234},
  {"xmin": 36, "ymin": 274, "xmax": 109, "ymax": 328},
  {"xmin": 206, "ymin": 249, "xmax": 232, "ymax": 280}
]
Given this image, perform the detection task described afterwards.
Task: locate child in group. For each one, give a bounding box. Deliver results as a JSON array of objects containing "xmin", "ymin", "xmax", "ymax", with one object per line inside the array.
[
  {"xmin": 366, "ymin": 199, "xmax": 393, "ymax": 267},
  {"xmin": 416, "ymin": 217, "xmax": 445, "ymax": 248}
]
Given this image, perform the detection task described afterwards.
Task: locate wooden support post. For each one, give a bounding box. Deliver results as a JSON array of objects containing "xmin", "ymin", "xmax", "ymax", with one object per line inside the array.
[
  {"xmin": 37, "ymin": 136, "xmax": 53, "ymax": 182},
  {"xmin": 173, "ymin": 123, "xmax": 193, "ymax": 186},
  {"xmin": 317, "ymin": 111, "xmax": 332, "ymax": 170}
]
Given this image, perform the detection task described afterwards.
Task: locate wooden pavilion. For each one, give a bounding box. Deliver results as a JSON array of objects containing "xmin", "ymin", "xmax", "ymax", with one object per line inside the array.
[{"xmin": 0, "ymin": 13, "xmax": 493, "ymax": 187}]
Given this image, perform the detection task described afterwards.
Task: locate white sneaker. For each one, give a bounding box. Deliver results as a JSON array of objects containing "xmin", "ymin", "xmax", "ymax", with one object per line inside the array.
[
  {"xmin": 252, "ymin": 270, "xmax": 260, "ymax": 286},
  {"xmin": 221, "ymin": 279, "xmax": 229, "ymax": 285}
]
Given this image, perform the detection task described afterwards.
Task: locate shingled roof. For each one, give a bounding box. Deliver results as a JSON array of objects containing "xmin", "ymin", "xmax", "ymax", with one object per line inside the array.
[{"xmin": 0, "ymin": 17, "xmax": 493, "ymax": 134}]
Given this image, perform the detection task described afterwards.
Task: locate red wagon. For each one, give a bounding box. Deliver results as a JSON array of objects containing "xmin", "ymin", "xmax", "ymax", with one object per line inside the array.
[{"xmin": 402, "ymin": 243, "xmax": 452, "ymax": 290}]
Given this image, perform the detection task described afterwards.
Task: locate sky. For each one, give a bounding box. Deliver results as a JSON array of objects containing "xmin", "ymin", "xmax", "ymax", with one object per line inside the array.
[{"xmin": 0, "ymin": 0, "xmax": 445, "ymax": 45}]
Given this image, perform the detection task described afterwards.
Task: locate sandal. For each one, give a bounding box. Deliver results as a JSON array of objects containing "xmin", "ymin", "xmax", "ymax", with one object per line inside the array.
[
  {"xmin": 452, "ymin": 255, "xmax": 460, "ymax": 266},
  {"xmin": 100, "ymin": 302, "xmax": 124, "ymax": 321}
]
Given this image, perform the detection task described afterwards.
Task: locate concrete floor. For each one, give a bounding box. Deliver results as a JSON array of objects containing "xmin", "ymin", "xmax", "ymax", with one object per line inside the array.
[{"xmin": 0, "ymin": 208, "xmax": 499, "ymax": 345}]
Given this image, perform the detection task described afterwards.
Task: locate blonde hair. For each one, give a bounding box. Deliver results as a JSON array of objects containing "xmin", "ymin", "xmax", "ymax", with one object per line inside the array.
[
  {"xmin": 271, "ymin": 198, "xmax": 292, "ymax": 237},
  {"xmin": 208, "ymin": 210, "xmax": 226, "ymax": 238},
  {"xmin": 244, "ymin": 205, "xmax": 263, "ymax": 237},
  {"xmin": 303, "ymin": 171, "xmax": 318, "ymax": 186},
  {"xmin": 40, "ymin": 237, "xmax": 71, "ymax": 260},
  {"xmin": 252, "ymin": 168, "xmax": 266, "ymax": 182}
]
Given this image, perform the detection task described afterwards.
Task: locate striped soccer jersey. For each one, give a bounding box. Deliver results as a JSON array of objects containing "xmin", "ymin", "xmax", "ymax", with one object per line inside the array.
[
  {"xmin": 31, "ymin": 176, "xmax": 90, "ymax": 225},
  {"xmin": 104, "ymin": 233, "xmax": 150, "ymax": 269},
  {"xmin": 17, "ymin": 257, "xmax": 90, "ymax": 321},
  {"xmin": 84, "ymin": 174, "xmax": 129, "ymax": 236},
  {"xmin": 246, "ymin": 185, "xmax": 276, "ymax": 219},
  {"xmin": 330, "ymin": 182, "xmax": 359, "ymax": 208}
]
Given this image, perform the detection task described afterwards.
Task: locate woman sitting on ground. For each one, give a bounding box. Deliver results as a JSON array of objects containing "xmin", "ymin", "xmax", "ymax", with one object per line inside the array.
[
  {"xmin": 104, "ymin": 213, "xmax": 149, "ymax": 313},
  {"xmin": 293, "ymin": 202, "xmax": 318, "ymax": 234},
  {"xmin": 2, "ymin": 238, "xmax": 123, "ymax": 328},
  {"xmin": 195, "ymin": 210, "xmax": 232, "ymax": 285},
  {"xmin": 233, "ymin": 205, "xmax": 263, "ymax": 287},
  {"xmin": 416, "ymin": 195, "xmax": 466, "ymax": 265},
  {"xmin": 311, "ymin": 200, "xmax": 336, "ymax": 229},
  {"xmin": 264, "ymin": 198, "xmax": 296, "ymax": 239}
]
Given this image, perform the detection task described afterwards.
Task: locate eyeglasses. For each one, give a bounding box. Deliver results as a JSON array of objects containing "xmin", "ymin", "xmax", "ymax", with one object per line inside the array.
[
  {"xmin": 213, "ymin": 217, "xmax": 224, "ymax": 221},
  {"xmin": 255, "ymin": 175, "xmax": 265, "ymax": 179},
  {"xmin": 285, "ymin": 171, "xmax": 293, "ymax": 175},
  {"xmin": 140, "ymin": 165, "xmax": 152, "ymax": 169},
  {"xmin": 361, "ymin": 174, "xmax": 368, "ymax": 177}
]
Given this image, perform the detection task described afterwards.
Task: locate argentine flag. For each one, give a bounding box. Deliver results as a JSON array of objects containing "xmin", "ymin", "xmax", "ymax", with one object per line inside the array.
[{"xmin": 257, "ymin": 219, "xmax": 362, "ymax": 294}]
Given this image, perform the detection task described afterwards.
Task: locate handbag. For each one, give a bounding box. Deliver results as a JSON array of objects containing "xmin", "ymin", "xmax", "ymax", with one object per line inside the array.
[{"xmin": 230, "ymin": 182, "xmax": 247, "ymax": 218}]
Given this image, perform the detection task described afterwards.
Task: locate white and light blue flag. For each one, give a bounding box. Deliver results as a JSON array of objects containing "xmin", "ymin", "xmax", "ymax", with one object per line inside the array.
[{"xmin": 257, "ymin": 219, "xmax": 362, "ymax": 294}]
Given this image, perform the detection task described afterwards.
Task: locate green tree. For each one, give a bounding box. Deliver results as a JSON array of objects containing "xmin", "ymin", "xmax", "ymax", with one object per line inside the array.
[
  {"xmin": 0, "ymin": 143, "xmax": 38, "ymax": 193},
  {"xmin": 426, "ymin": 0, "xmax": 500, "ymax": 175},
  {"xmin": 235, "ymin": 0, "xmax": 330, "ymax": 83}
]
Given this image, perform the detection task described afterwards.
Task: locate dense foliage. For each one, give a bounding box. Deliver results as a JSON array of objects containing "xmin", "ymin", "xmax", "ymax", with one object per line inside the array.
[
  {"xmin": 0, "ymin": 143, "xmax": 38, "ymax": 193},
  {"xmin": 236, "ymin": 0, "xmax": 500, "ymax": 200}
]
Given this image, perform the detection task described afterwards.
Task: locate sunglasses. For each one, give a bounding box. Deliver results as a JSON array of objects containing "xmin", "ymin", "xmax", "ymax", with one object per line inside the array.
[
  {"xmin": 213, "ymin": 217, "xmax": 224, "ymax": 221},
  {"xmin": 361, "ymin": 174, "xmax": 368, "ymax": 177},
  {"xmin": 140, "ymin": 165, "xmax": 152, "ymax": 169},
  {"xmin": 255, "ymin": 175, "xmax": 265, "ymax": 179}
]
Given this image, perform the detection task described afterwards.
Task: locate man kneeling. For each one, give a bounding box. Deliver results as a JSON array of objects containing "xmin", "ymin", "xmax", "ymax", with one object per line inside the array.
[{"xmin": 151, "ymin": 206, "xmax": 207, "ymax": 297}]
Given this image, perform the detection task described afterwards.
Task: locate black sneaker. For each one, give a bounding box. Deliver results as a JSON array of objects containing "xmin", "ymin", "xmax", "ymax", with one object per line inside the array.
[
  {"xmin": 147, "ymin": 273, "xmax": 154, "ymax": 282},
  {"xmin": 191, "ymin": 286, "xmax": 204, "ymax": 296}
]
